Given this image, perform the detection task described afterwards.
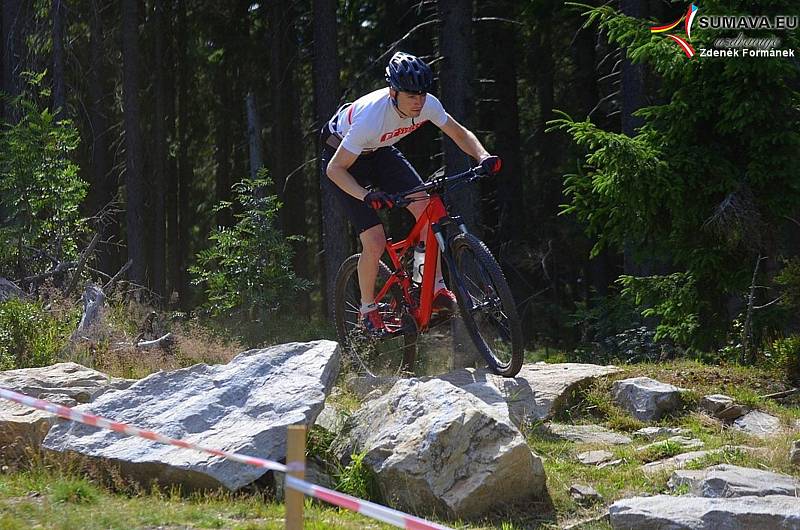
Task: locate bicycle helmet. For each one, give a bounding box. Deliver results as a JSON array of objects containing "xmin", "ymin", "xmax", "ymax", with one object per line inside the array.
[{"xmin": 385, "ymin": 52, "xmax": 433, "ymax": 94}]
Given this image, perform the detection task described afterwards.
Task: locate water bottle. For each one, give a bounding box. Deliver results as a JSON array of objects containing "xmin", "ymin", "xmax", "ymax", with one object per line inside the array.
[{"xmin": 412, "ymin": 241, "xmax": 425, "ymax": 284}]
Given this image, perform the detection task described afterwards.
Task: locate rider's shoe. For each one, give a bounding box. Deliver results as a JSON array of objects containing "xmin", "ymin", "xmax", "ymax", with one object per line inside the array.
[
  {"xmin": 432, "ymin": 288, "xmax": 458, "ymax": 315},
  {"xmin": 361, "ymin": 306, "xmax": 388, "ymax": 336}
]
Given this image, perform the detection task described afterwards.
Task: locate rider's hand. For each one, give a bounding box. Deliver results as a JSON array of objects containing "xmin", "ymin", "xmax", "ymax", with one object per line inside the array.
[
  {"xmin": 363, "ymin": 190, "xmax": 395, "ymax": 210},
  {"xmin": 480, "ymin": 155, "xmax": 502, "ymax": 175}
]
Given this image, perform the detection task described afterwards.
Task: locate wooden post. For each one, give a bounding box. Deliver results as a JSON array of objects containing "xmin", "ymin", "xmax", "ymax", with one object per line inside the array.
[{"xmin": 285, "ymin": 425, "xmax": 306, "ymax": 530}]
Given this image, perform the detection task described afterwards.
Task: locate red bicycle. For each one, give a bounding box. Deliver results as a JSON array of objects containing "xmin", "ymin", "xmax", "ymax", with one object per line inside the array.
[{"xmin": 333, "ymin": 165, "xmax": 523, "ymax": 378}]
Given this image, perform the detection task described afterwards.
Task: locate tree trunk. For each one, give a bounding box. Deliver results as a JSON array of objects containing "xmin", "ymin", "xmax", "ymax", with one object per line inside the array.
[
  {"xmin": 438, "ymin": 0, "xmax": 480, "ymax": 368},
  {"xmin": 489, "ymin": 8, "xmax": 523, "ymax": 247},
  {"xmin": 269, "ymin": 1, "xmax": 309, "ymax": 315},
  {"xmin": 151, "ymin": 0, "xmax": 167, "ymax": 300},
  {"xmin": 121, "ymin": 0, "xmax": 146, "ymax": 288},
  {"xmin": 51, "ymin": 0, "xmax": 66, "ymax": 120},
  {"xmin": 164, "ymin": 1, "xmax": 178, "ymax": 304},
  {"xmin": 246, "ymin": 92, "xmax": 264, "ymax": 179},
  {"xmin": 313, "ymin": 0, "xmax": 348, "ymax": 319},
  {"xmin": 620, "ymin": 0, "xmax": 647, "ymax": 276},
  {"xmin": 87, "ymin": 0, "xmax": 118, "ymax": 276},
  {"xmin": 213, "ymin": 61, "xmax": 233, "ymax": 228},
  {"xmin": 2, "ymin": 0, "xmax": 25, "ymax": 123},
  {"xmin": 438, "ymin": 0, "xmax": 478, "ymax": 230},
  {"xmin": 175, "ymin": 0, "xmax": 192, "ymax": 308}
]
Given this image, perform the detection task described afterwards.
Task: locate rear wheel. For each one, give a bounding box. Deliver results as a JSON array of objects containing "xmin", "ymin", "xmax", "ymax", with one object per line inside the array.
[
  {"xmin": 448, "ymin": 233, "xmax": 523, "ymax": 377},
  {"xmin": 333, "ymin": 254, "xmax": 417, "ymax": 376}
]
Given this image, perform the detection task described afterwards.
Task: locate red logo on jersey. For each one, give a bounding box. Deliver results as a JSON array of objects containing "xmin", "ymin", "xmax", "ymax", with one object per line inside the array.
[{"xmin": 379, "ymin": 120, "xmax": 428, "ymax": 142}]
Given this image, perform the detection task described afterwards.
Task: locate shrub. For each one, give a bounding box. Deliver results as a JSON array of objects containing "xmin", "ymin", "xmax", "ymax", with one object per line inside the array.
[
  {"xmin": 190, "ymin": 174, "xmax": 310, "ymax": 317},
  {"xmin": 0, "ymin": 298, "xmax": 74, "ymax": 369},
  {"xmin": 0, "ymin": 72, "xmax": 88, "ymax": 279}
]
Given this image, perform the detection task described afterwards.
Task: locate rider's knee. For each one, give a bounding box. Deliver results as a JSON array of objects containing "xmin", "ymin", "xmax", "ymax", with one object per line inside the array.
[{"xmin": 359, "ymin": 226, "xmax": 386, "ymax": 256}]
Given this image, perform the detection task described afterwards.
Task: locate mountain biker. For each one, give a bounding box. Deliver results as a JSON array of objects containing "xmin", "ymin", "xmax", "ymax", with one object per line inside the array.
[{"xmin": 321, "ymin": 51, "xmax": 502, "ymax": 335}]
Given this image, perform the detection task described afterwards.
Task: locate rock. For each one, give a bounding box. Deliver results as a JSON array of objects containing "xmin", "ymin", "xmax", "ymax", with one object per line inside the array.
[
  {"xmin": 314, "ymin": 402, "xmax": 346, "ymax": 435},
  {"xmin": 609, "ymin": 494, "xmax": 800, "ymax": 529},
  {"xmin": 43, "ymin": 341, "xmax": 340, "ymax": 492},
  {"xmin": 636, "ymin": 436, "xmax": 704, "ymax": 453},
  {"xmin": 0, "ymin": 278, "xmax": 25, "ymax": 302},
  {"xmin": 732, "ymin": 411, "xmax": 784, "ymax": 438},
  {"xmin": 632, "ymin": 426, "xmax": 689, "ymax": 440},
  {"xmin": 345, "ymin": 374, "xmax": 399, "ymax": 400},
  {"xmin": 598, "ymin": 458, "xmax": 624, "ymax": 469},
  {"xmin": 715, "ymin": 404, "xmax": 749, "ymax": 421},
  {"xmin": 612, "ymin": 377, "xmax": 686, "ymax": 422},
  {"xmin": 432, "ymin": 363, "xmax": 620, "ymax": 428},
  {"xmin": 791, "ymin": 440, "xmax": 800, "ymax": 466},
  {"xmin": 0, "ymin": 363, "xmax": 128, "ymax": 461},
  {"xmin": 570, "ymin": 484, "xmax": 603, "ymax": 505},
  {"xmin": 641, "ymin": 446, "xmax": 761, "ymax": 474},
  {"xmin": 668, "ymin": 464, "xmax": 800, "ymax": 498},
  {"xmin": 699, "ymin": 394, "xmax": 734, "ymax": 415},
  {"xmin": 333, "ymin": 378, "xmax": 545, "ymax": 520},
  {"xmin": 545, "ymin": 423, "xmax": 632, "ymax": 445},
  {"xmin": 577, "ymin": 450, "xmax": 615, "ymax": 465}
]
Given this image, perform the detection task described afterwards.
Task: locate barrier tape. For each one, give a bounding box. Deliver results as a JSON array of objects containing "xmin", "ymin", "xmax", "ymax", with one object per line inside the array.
[
  {"xmin": 0, "ymin": 387, "xmax": 287, "ymax": 473},
  {"xmin": 0, "ymin": 386, "xmax": 453, "ymax": 529},
  {"xmin": 286, "ymin": 476, "xmax": 452, "ymax": 530}
]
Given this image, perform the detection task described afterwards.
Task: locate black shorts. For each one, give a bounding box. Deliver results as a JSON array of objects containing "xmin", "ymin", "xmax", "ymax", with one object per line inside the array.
[{"xmin": 320, "ymin": 128, "xmax": 423, "ymax": 233}]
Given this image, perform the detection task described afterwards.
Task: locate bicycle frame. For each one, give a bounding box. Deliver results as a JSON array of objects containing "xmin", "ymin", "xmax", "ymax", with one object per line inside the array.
[{"xmin": 373, "ymin": 193, "xmax": 462, "ymax": 331}]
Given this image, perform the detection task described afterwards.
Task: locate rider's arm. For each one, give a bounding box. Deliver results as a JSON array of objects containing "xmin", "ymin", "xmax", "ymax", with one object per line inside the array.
[
  {"xmin": 326, "ymin": 146, "xmax": 369, "ymax": 201},
  {"xmin": 439, "ymin": 114, "xmax": 491, "ymax": 162}
]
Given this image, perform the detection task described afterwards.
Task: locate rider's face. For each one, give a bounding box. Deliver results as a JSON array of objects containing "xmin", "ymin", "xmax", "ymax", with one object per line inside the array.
[{"xmin": 392, "ymin": 90, "xmax": 426, "ymax": 117}]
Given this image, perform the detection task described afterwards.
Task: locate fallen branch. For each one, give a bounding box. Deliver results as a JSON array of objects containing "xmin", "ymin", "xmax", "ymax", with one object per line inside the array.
[
  {"xmin": 103, "ymin": 259, "xmax": 133, "ymax": 292},
  {"xmin": 21, "ymin": 261, "xmax": 76, "ymax": 286},
  {"xmin": 65, "ymin": 231, "xmax": 102, "ymax": 296},
  {"xmin": 136, "ymin": 332, "xmax": 174, "ymax": 349},
  {"xmin": 759, "ymin": 388, "xmax": 799, "ymax": 401}
]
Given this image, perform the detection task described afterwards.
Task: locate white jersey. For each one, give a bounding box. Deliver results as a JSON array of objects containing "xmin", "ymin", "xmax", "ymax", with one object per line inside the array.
[{"xmin": 330, "ymin": 88, "xmax": 448, "ymax": 155}]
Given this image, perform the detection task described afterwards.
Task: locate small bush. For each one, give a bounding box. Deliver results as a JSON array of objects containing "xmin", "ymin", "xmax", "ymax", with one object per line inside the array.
[
  {"xmin": 335, "ymin": 451, "xmax": 380, "ymax": 501},
  {"xmin": 51, "ymin": 477, "xmax": 100, "ymax": 504},
  {"xmin": 0, "ymin": 298, "xmax": 74, "ymax": 369},
  {"xmin": 190, "ymin": 174, "xmax": 310, "ymax": 317}
]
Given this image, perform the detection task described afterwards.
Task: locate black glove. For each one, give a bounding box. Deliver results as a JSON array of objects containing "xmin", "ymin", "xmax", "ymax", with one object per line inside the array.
[
  {"xmin": 480, "ymin": 155, "xmax": 502, "ymax": 175},
  {"xmin": 363, "ymin": 190, "xmax": 395, "ymax": 210}
]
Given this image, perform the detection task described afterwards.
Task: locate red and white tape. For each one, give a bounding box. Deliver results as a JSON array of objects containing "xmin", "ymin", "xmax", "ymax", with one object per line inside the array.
[
  {"xmin": 0, "ymin": 386, "xmax": 287, "ymax": 473},
  {"xmin": 0, "ymin": 386, "xmax": 453, "ymax": 529},
  {"xmin": 286, "ymin": 476, "xmax": 452, "ymax": 530}
]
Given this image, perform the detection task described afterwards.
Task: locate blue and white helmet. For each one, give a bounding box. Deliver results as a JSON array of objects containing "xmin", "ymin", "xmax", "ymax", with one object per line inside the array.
[{"xmin": 385, "ymin": 52, "xmax": 433, "ymax": 94}]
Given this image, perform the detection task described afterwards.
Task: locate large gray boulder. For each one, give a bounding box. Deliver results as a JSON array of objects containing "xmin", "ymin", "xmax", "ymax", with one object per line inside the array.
[
  {"xmin": 433, "ymin": 362, "xmax": 620, "ymax": 428},
  {"xmin": 0, "ymin": 363, "xmax": 132, "ymax": 461},
  {"xmin": 612, "ymin": 377, "xmax": 686, "ymax": 421},
  {"xmin": 668, "ymin": 464, "xmax": 800, "ymax": 498},
  {"xmin": 43, "ymin": 340, "xmax": 339, "ymax": 491},
  {"xmin": 334, "ymin": 378, "xmax": 545, "ymax": 520},
  {"xmin": 609, "ymin": 494, "xmax": 800, "ymax": 529}
]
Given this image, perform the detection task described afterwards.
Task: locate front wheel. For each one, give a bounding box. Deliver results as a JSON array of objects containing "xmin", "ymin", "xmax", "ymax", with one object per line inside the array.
[{"xmin": 448, "ymin": 233, "xmax": 523, "ymax": 377}]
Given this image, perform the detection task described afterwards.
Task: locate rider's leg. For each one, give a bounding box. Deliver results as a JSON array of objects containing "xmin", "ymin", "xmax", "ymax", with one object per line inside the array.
[{"xmin": 357, "ymin": 224, "xmax": 386, "ymax": 306}]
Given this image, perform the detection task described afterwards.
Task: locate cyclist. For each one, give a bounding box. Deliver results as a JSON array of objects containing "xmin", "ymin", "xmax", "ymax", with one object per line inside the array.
[{"xmin": 321, "ymin": 51, "xmax": 502, "ymax": 335}]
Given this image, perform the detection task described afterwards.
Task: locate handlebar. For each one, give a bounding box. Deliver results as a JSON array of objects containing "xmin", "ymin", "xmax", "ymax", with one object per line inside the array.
[{"xmin": 391, "ymin": 165, "xmax": 490, "ymax": 207}]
